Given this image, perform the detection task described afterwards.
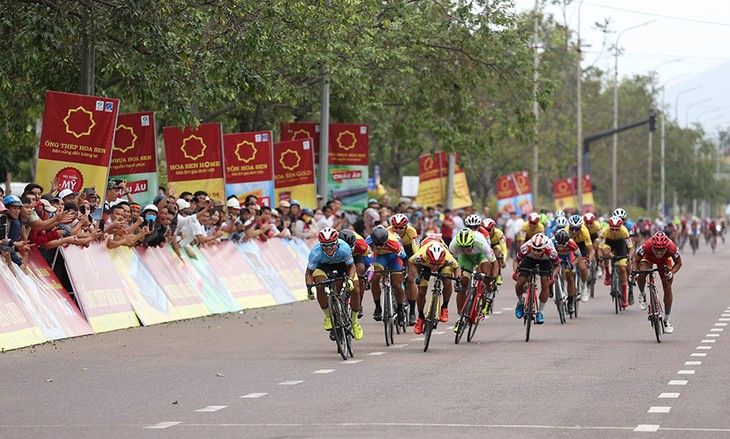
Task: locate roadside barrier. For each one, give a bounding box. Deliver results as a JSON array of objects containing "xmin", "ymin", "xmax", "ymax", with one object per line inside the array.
[{"xmin": 0, "ymin": 238, "xmax": 314, "ymax": 351}]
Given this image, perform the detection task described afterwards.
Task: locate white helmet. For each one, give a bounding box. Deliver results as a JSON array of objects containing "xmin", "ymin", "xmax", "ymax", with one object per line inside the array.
[
  {"xmin": 464, "ymin": 214, "xmax": 482, "ymax": 227},
  {"xmin": 613, "ymin": 208, "xmax": 627, "ymax": 220},
  {"xmin": 555, "ymin": 217, "xmax": 569, "ymax": 228}
]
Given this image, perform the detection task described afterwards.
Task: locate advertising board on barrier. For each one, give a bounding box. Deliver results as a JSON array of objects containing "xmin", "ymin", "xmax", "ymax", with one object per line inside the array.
[
  {"xmin": 110, "ymin": 112, "xmax": 159, "ymax": 206},
  {"xmin": 280, "ymin": 122, "xmax": 320, "ymax": 163},
  {"xmin": 223, "ymin": 131, "xmax": 274, "ymax": 206},
  {"xmin": 36, "ymin": 90, "xmax": 120, "ymax": 206},
  {"xmin": 163, "ymin": 123, "xmax": 225, "ymax": 200},
  {"xmin": 0, "ymin": 262, "xmax": 46, "ymax": 350}
]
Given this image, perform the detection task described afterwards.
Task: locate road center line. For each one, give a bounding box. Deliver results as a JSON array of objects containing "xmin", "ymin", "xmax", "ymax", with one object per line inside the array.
[
  {"xmin": 684, "ymin": 361, "xmax": 701, "ymax": 366},
  {"xmin": 710, "ymin": 328, "xmax": 724, "ymax": 332},
  {"xmin": 701, "ymin": 339, "xmax": 716, "ymax": 343},
  {"xmin": 313, "ymin": 369, "xmax": 334, "ymax": 374},
  {"xmin": 240, "ymin": 393, "xmax": 267, "ymax": 398},
  {"xmin": 195, "ymin": 406, "xmax": 227, "ymax": 412},
  {"xmin": 690, "ymin": 353, "xmax": 707, "ymax": 357},
  {"xmin": 696, "ymin": 346, "xmax": 712, "ymax": 350},
  {"xmin": 144, "ymin": 422, "xmax": 181, "ymax": 429},
  {"xmin": 648, "ymin": 407, "xmax": 671, "ymax": 413},
  {"xmin": 677, "ymin": 370, "xmax": 695, "ymax": 375},
  {"xmin": 341, "ymin": 359, "xmax": 362, "ymax": 364},
  {"xmin": 634, "ymin": 424, "xmax": 660, "ymax": 432},
  {"xmin": 659, "ymin": 393, "xmax": 680, "ymax": 398},
  {"xmin": 278, "ymin": 380, "xmax": 303, "ymax": 385},
  {"xmin": 368, "ymin": 352, "xmax": 387, "ymax": 356},
  {"xmin": 668, "ymin": 380, "xmax": 688, "ymax": 385},
  {"xmin": 706, "ymin": 334, "xmax": 720, "ymax": 337},
  {"xmin": 714, "ymin": 323, "xmax": 728, "ymax": 327}
]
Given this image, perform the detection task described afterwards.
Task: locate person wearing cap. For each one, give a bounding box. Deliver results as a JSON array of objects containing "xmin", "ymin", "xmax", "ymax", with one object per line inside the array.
[
  {"xmin": 104, "ymin": 179, "xmax": 134, "ymax": 212},
  {"xmin": 364, "ymin": 198, "xmax": 380, "ymax": 236},
  {"xmin": 289, "ymin": 200, "xmax": 301, "ymax": 219},
  {"xmin": 295, "ymin": 208, "xmax": 318, "ymax": 239},
  {"xmin": 129, "ymin": 202, "xmax": 142, "ymax": 225},
  {"xmin": 58, "ymin": 188, "xmax": 80, "ymax": 205},
  {"xmin": 2, "ymin": 195, "xmax": 31, "ymax": 265}
]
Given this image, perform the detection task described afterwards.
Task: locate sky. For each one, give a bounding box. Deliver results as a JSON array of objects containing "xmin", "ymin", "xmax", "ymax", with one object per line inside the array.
[{"xmin": 513, "ymin": 0, "xmax": 730, "ymax": 134}]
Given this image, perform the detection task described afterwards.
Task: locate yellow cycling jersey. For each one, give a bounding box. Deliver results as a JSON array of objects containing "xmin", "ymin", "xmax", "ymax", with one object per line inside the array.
[
  {"xmin": 565, "ymin": 224, "xmax": 593, "ymax": 246},
  {"xmin": 387, "ymin": 225, "xmax": 420, "ymax": 251},
  {"xmin": 489, "ymin": 227, "xmax": 508, "ymax": 257},
  {"xmin": 409, "ymin": 241, "xmax": 459, "ymax": 271},
  {"xmin": 519, "ymin": 222, "xmax": 544, "ymax": 241},
  {"xmin": 585, "ymin": 222, "xmax": 601, "ymax": 236},
  {"xmin": 599, "ymin": 225, "xmax": 634, "ymax": 248}
]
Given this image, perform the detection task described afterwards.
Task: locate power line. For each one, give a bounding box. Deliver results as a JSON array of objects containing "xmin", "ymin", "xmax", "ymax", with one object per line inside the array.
[{"xmin": 584, "ymin": 2, "xmax": 730, "ymax": 27}]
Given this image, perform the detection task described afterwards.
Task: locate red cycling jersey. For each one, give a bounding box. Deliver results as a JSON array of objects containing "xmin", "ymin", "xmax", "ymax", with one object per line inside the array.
[{"xmin": 636, "ymin": 239, "xmax": 679, "ymax": 267}]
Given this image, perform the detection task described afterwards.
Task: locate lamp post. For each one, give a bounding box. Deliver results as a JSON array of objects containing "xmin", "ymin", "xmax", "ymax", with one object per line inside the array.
[
  {"xmin": 685, "ymin": 98, "xmax": 712, "ymax": 127},
  {"xmin": 612, "ymin": 20, "xmax": 655, "ymax": 210},
  {"xmin": 576, "ymin": 0, "xmax": 585, "ymax": 213},
  {"xmin": 659, "ymin": 73, "xmax": 691, "ymax": 216},
  {"xmin": 673, "ymin": 85, "xmax": 700, "ymax": 123}
]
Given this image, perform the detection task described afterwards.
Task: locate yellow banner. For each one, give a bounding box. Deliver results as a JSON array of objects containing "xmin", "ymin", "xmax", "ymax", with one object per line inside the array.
[
  {"xmin": 555, "ymin": 192, "xmax": 595, "ymax": 211},
  {"xmin": 416, "ymin": 172, "xmax": 472, "ymax": 209},
  {"xmin": 274, "ymin": 182, "xmax": 317, "ymax": 209},
  {"xmin": 36, "ymin": 159, "xmax": 109, "ymax": 199}
]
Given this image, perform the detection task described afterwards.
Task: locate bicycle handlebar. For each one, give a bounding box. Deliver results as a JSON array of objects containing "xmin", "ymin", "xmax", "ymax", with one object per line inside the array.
[
  {"xmin": 461, "ymin": 268, "xmax": 496, "ymax": 280},
  {"xmin": 632, "ymin": 266, "xmax": 668, "ymax": 275},
  {"xmin": 307, "ymin": 274, "xmax": 348, "ymax": 288},
  {"xmin": 600, "ymin": 254, "xmax": 628, "ymax": 261}
]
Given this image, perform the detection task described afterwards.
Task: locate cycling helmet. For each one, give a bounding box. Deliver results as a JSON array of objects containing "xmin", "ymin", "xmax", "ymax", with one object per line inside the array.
[
  {"xmin": 318, "ymin": 227, "xmax": 339, "ymax": 245},
  {"xmin": 464, "ymin": 214, "xmax": 482, "ymax": 228},
  {"xmin": 651, "ymin": 231, "xmax": 670, "ymax": 249},
  {"xmin": 568, "ymin": 214, "xmax": 583, "ymax": 228},
  {"xmin": 613, "ymin": 208, "xmax": 627, "ymax": 220},
  {"xmin": 339, "ymin": 229, "xmax": 357, "ymax": 248},
  {"xmin": 555, "ymin": 216, "xmax": 569, "ymax": 228},
  {"xmin": 555, "ymin": 210, "xmax": 566, "ymax": 218},
  {"xmin": 530, "ymin": 233, "xmax": 548, "ymax": 250},
  {"xmin": 455, "ymin": 228, "xmax": 475, "ymax": 247},
  {"xmin": 371, "ymin": 225, "xmax": 389, "ymax": 246},
  {"xmin": 390, "ymin": 213, "xmax": 408, "ymax": 228},
  {"xmin": 583, "ymin": 212, "xmax": 596, "ymax": 224},
  {"xmin": 554, "ymin": 229, "xmax": 570, "ymax": 245},
  {"xmin": 482, "ymin": 218, "xmax": 496, "ymax": 232},
  {"xmin": 426, "ymin": 243, "xmax": 446, "ymax": 265},
  {"xmin": 528, "ymin": 212, "xmax": 540, "ymax": 225},
  {"xmin": 608, "ymin": 216, "xmax": 623, "ymax": 229}
]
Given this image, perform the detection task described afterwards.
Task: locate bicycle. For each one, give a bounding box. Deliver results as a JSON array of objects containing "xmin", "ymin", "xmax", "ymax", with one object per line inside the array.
[
  {"xmin": 689, "ymin": 232, "xmax": 699, "ymax": 255},
  {"xmin": 552, "ymin": 262, "xmax": 568, "ymax": 324},
  {"xmin": 422, "ymin": 271, "xmax": 459, "ymax": 352},
  {"xmin": 379, "ymin": 268, "xmax": 407, "ymax": 346},
  {"xmin": 455, "ymin": 269, "xmax": 496, "ymax": 344},
  {"xmin": 308, "ymin": 272, "xmax": 353, "ymax": 360},
  {"xmin": 520, "ymin": 265, "xmax": 552, "ymax": 342},
  {"xmin": 601, "ymin": 254, "xmax": 628, "ymax": 314},
  {"xmin": 586, "ymin": 257, "xmax": 598, "ymax": 299},
  {"xmin": 633, "ymin": 266, "xmax": 666, "ymax": 343}
]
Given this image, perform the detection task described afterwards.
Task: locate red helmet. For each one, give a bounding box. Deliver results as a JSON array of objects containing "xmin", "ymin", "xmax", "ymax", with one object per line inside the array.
[
  {"xmin": 390, "ymin": 213, "xmax": 408, "ymax": 228},
  {"xmin": 528, "ymin": 212, "xmax": 540, "ymax": 225},
  {"xmin": 426, "ymin": 243, "xmax": 446, "ymax": 266},
  {"xmin": 651, "ymin": 231, "xmax": 670, "ymax": 249},
  {"xmin": 583, "ymin": 212, "xmax": 596, "ymax": 224},
  {"xmin": 608, "ymin": 216, "xmax": 623, "ymax": 229},
  {"xmin": 530, "ymin": 233, "xmax": 547, "ymax": 250},
  {"xmin": 482, "ymin": 218, "xmax": 496, "ymax": 232},
  {"xmin": 318, "ymin": 227, "xmax": 339, "ymax": 245}
]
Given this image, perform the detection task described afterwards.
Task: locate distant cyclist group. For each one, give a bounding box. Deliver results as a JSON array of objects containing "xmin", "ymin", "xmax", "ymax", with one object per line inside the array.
[{"xmin": 304, "ymin": 203, "xmax": 724, "ymax": 355}]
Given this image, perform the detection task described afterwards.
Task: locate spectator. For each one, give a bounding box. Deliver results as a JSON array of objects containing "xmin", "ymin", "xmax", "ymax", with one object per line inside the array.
[
  {"xmin": 2, "ymin": 195, "xmax": 31, "ymax": 266},
  {"xmin": 129, "ymin": 202, "xmax": 142, "ymax": 225},
  {"xmin": 273, "ymin": 209, "xmax": 292, "ymax": 239},
  {"xmin": 441, "ymin": 209, "xmax": 456, "ymax": 246},
  {"xmin": 454, "ymin": 209, "xmax": 465, "ymax": 229},
  {"xmin": 295, "ymin": 208, "xmax": 318, "ymax": 239},
  {"xmin": 253, "ymin": 206, "xmax": 277, "ymax": 241},
  {"xmin": 363, "ymin": 198, "xmax": 380, "ymax": 235},
  {"xmin": 278, "ymin": 200, "xmax": 290, "ymax": 217},
  {"xmin": 289, "ymin": 200, "xmax": 301, "ymax": 219}
]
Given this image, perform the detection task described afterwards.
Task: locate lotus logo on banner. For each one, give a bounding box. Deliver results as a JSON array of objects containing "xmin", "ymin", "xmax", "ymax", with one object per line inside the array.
[
  {"xmin": 235, "ymin": 140, "xmax": 257, "ymax": 163},
  {"xmin": 181, "ymin": 134, "xmax": 207, "ymax": 161},
  {"xmin": 114, "ymin": 125, "xmax": 137, "ymax": 154},
  {"xmin": 280, "ymin": 149, "xmax": 301, "ymax": 171},
  {"xmin": 63, "ymin": 106, "xmax": 96, "ymax": 138},
  {"xmin": 336, "ymin": 130, "xmax": 357, "ymax": 151}
]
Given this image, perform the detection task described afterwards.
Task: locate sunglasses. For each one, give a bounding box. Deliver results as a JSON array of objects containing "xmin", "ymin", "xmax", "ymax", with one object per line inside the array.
[
  {"xmin": 393, "ymin": 226, "xmax": 406, "ymax": 230},
  {"xmin": 569, "ymin": 226, "xmax": 581, "ymax": 232},
  {"xmin": 321, "ymin": 242, "xmax": 337, "ymax": 248}
]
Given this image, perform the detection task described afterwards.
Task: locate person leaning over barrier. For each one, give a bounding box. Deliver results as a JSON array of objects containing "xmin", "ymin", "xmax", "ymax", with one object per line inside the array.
[{"xmin": 2, "ymin": 195, "xmax": 32, "ymax": 266}]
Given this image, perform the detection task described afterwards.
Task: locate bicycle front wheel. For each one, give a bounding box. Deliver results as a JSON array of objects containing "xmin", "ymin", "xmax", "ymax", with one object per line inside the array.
[
  {"xmin": 650, "ymin": 286, "xmax": 662, "ymax": 343},
  {"xmin": 612, "ymin": 268, "xmax": 620, "ymax": 314},
  {"xmin": 383, "ymin": 286, "xmax": 395, "ymax": 346},
  {"xmin": 525, "ymin": 287, "xmax": 534, "ymax": 342},
  {"xmin": 467, "ymin": 296, "xmax": 484, "ymax": 342},
  {"xmin": 330, "ymin": 297, "xmax": 348, "ymax": 360},
  {"xmin": 555, "ymin": 281, "xmax": 566, "ymax": 325},
  {"xmin": 424, "ymin": 291, "xmax": 439, "ymax": 352}
]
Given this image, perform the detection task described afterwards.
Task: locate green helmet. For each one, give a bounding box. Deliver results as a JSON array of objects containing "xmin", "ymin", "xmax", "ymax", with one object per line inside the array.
[{"xmin": 455, "ymin": 228, "xmax": 475, "ymax": 247}]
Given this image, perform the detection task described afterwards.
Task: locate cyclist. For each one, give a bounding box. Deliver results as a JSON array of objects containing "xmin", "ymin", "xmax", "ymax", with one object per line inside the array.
[
  {"xmin": 409, "ymin": 239, "xmax": 460, "ymax": 334},
  {"xmin": 367, "ymin": 225, "xmax": 407, "ymax": 325},
  {"xmin": 449, "ymin": 228, "xmax": 498, "ymax": 333},
  {"xmin": 513, "ymin": 233, "xmax": 560, "ymax": 324},
  {"xmin": 565, "ymin": 214, "xmax": 592, "ymax": 300},
  {"xmin": 553, "ymin": 216, "xmax": 569, "ymax": 237},
  {"xmin": 517, "ymin": 212, "xmax": 545, "ymax": 247},
  {"xmin": 632, "ymin": 231, "xmax": 682, "ymax": 334},
  {"xmin": 465, "ymin": 213, "xmax": 489, "ymax": 241},
  {"xmin": 551, "ymin": 229, "xmax": 582, "ymax": 315},
  {"xmin": 599, "ymin": 216, "xmax": 634, "ymax": 308},
  {"xmin": 305, "ymin": 227, "xmax": 362, "ymax": 340},
  {"xmin": 388, "ymin": 213, "xmax": 420, "ymax": 325},
  {"xmin": 482, "ymin": 218, "xmax": 508, "ymax": 285},
  {"xmin": 339, "ymin": 229, "xmax": 371, "ymax": 318}
]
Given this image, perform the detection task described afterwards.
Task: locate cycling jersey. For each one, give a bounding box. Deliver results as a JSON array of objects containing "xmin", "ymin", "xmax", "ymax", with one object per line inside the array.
[
  {"xmin": 351, "ymin": 231, "xmax": 370, "ymax": 257},
  {"xmin": 448, "ymin": 232, "xmax": 497, "ymax": 263},
  {"xmin": 489, "ymin": 227, "xmax": 508, "ymax": 257},
  {"xmin": 551, "ymin": 238, "xmax": 581, "ymax": 259},
  {"xmin": 585, "ymin": 221, "xmax": 601, "ymax": 237},
  {"xmin": 409, "ymin": 241, "xmax": 459, "ymax": 272},
  {"xmin": 515, "ymin": 240, "xmax": 560, "ymax": 265},
  {"xmin": 599, "ymin": 225, "xmax": 633, "ymax": 245},
  {"xmin": 388, "ymin": 224, "xmax": 420, "ymax": 249},
  {"xmin": 307, "ymin": 239, "xmax": 354, "ymax": 270},
  {"xmin": 518, "ymin": 222, "xmax": 545, "ymax": 241},
  {"xmin": 366, "ymin": 232, "xmax": 405, "ymax": 257},
  {"xmin": 636, "ymin": 239, "xmax": 679, "ymax": 267}
]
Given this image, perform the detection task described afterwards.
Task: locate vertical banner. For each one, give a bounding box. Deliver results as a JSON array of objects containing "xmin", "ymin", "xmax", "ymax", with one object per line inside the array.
[
  {"xmin": 273, "ymin": 138, "xmax": 317, "ymax": 208},
  {"xmin": 110, "ymin": 112, "xmax": 159, "ymax": 206},
  {"xmin": 36, "ymin": 91, "xmax": 120, "ymax": 205},
  {"xmin": 496, "ymin": 171, "xmax": 534, "ymax": 215},
  {"xmin": 280, "ymin": 122, "xmax": 320, "ymax": 163},
  {"xmin": 415, "ymin": 152, "xmax": 472, "ymax": 208},
  {"xmin": 553, "ymin": 174, "xmax": 595, "ymax": 213},
  {"xmin": 163, "ymin": 123, "xmax": 225, "ymax": 200},
  {"xmin": 327, "ymin": 124, "xmax": 369, "ymax": 210},
  {"xmin": 223, "ymin": 131, "xmax": 274, "ymax": 206}
]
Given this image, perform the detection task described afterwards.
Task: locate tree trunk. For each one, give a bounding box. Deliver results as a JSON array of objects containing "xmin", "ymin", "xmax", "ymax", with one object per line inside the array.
[{"xmin": 80, "ymin": 5, "xmax": 95, "ymax": 95}]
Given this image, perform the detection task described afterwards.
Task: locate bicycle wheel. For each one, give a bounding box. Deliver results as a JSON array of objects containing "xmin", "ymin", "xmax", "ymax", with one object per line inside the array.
[
  {"xmin": 650, "ymin": 285, "xmax": 662, "ymax": 343},
  {"xmin": 424, "ymin": 290, "xmax": 439, "ymax": 352},
  {"xmin": 555, "ymin": 279, "xmax": 566, "ymax": 324},
  {"xmin": 383, "ymin": 285, "xmax": 394, "ymax": 346},
  {"xmin": 589, "ymin": 261, "xmax": 596, "ymax": 298},
  {"xmin": 330, "ymin": 297, "xmax": 348, "ymax": 360},
  {"xmin": 525, "ymin": 286, "xmax": 534, "ymax": 342},
  {"xmin": 466, "ymin": 296, "xmax": 484, "ymax": 342},
  {"xmin": 455, "ymin": 288, "xmax": 473, "ymax": 344},
  {"xmin": 612, "ymin": 267, "xmax": 620, "ymax": 314}
]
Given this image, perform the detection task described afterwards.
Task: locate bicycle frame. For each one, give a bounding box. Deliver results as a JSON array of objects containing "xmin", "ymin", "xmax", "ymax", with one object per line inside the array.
[
  {"xmin": 423, "ymin": 271, "xmax": 458, "ymax": 352},
  {"xmin": 520, "ymin": 265, "xmax": 551, "ymax": 342},
  {"xmin": 380, "ymin": 268, "xmax": 405, "ymax": 346},
  {"xmin": 309, "ymin": 273, "xmax": 353, "ymax": 360},
  {"xmin": 634, "ymin": 267, "xmax": 665, "ymax": 343}
]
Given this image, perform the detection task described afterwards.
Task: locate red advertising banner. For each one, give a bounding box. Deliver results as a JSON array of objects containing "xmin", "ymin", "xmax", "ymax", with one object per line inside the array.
[
  {"xmin": 328, "ymin": 124, "xmax": 369, "ymax": 166},
  {"xmin": 111, "ymin": 112, "xmax": 156, "ymax": 175},
  {"xmin": 36, "ymin": 91, "xmax": 120, "ymax": 202},
  {"xmin": 163, "ymin": 123, "xmax": 225, "ymax": 199},
  {"xmin": 273, "ymin": 138, "xmax": 317, "ymax": 207},
  {"xmin": 496, "ymin": 171, "xmax": 532, "ymax": 200},
  {"xmin": 281, "ymin": 122, "xmax": 320, "ymax": 163},
  {"xmin": 418, "ymin": 152, "xmax": 450, "ymax": 183},
  {"xmin": 223, "ymin": 131, "xmax": 273, "ymax": 183},
  {"xmin": 553, "ymin": 174, "xmax": 595, "ymax": 213}
]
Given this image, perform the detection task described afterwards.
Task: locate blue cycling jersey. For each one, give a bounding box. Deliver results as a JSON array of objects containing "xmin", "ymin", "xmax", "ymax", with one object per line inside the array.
[{"xmin": 307, "ymin": 239, "xmax": 354, "ymax": 270}]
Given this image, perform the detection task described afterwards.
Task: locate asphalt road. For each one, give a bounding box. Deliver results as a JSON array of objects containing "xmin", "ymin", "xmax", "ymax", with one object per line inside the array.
[{"xmin": 1, "ymin": 238, "xmax": 729, "ymax": 438}]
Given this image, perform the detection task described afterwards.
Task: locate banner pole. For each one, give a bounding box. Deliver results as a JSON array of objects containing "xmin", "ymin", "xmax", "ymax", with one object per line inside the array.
[{"xmin": 318, "ymin": 67, "xmax": 330, "ymax": 208}]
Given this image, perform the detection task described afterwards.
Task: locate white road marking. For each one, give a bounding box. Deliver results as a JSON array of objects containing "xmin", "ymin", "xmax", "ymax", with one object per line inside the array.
[
  {"xmin": 696, "ymin": 346, "xmax": 712, "ymax": 350},
  {"xmin": 368, "ymin": 352, "xmax": 386, "ymax": 356},
  {"xmin": 718, "ymin": 318, "xmax": 730, "ymax": 321},
  {"xmin": 714, "ymin": 323, "xmax": 728, "ymax": 326},
  {"xmin": 501, "ymin": 307, "xmax": 514, "ymax": 311},
  {"xmin": 668, "ymin": 380, "xmax": 688, "ymax": 385},
  {"xmin": 278, "ymin": 380, "xmax": 303, "ymax": 385},
  {"xmin": 684, "ymin": 361, "xmax": 702, "ymax": 366},
  {"xmin": 690, "ymin": 353, "xmax": 707, "ymax": 357},
  {"xmin": 313, "ymin": 369, "xmax": 334, "ymax": 374},
  {"xmin": 701, "ymin": 340, "xmax": 716, "ymax": 343},
  {"xmin": 648, "ymin": 407, "xmax": 671, "ymax": 413},
  {"xmin": 434, "ymin": 331, "xmax": 445, "ymax": 335},
  {"xmin": 677, "ymin": 370, "xmax": 695, "ymax": 375},
  {"xmin": 706, "ymin": 334, "xmax": 720, "ymax": 337},
  {"xmin": 634, "ymin": 424, "xmax": 660, "ymax": 432},
  {"xmin": 446, "ymin": 326, "xmax": 454, "ymax": 329},
  {"xmin": 144, "ymin": 422, "xmax": 180, "ymax": 429},
  {"xmin": 341, "ymin": 359, "xmax": 362, "ymax": 364},
  {"xmin": 411, "ymin": 337, "xmax": 425, "ymax": 341},
  {"xmin": 722, "ymin": 314, "xmax": 730, "ymax": 317},
  {"xmin": 389, "ymin": 344, "xmax": 408, "ymax": 348},
  {"xmin": 196, "ymin": 406, "xmax": 227, "ymax": 412},
  {"xmin": 710, "ymin": 328, "xmax": 724, "ymax": 332},
  {"xmin": 240, "ymin": 393, "xmax": 267, "ymax": 398},
  {"xmin": 659, "ymin": 393, "xmax": 680, "ymax": 398},
  {"xmin": 492, "ymin": 311, "xmax": 503, "ymax": 315}
]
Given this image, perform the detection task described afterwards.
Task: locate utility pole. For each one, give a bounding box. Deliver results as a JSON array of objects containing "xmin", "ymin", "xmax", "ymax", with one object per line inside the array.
[
  {"xmin": 319, "ymin": 67, "xmax": 330, "ymax": 206},
  {"xmin": 576, "ymin": 0, "xmax": 585, "ymax": 213},
  {"xmin": 532, "ymin": 0, "xmax": 540, "ymax": 206}
]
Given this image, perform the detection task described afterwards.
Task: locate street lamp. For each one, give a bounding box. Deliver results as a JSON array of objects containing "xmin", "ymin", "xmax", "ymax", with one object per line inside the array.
[
  {"xmin": 612, "ymin": 20, "xmax": 655, "ymax": 210},
  {"xmin": 659, "ymin": 74, "xmax": 693, "ymax": 217},
  {"xmin": 673, "ymin": 85, "xmax": 701, "ymax": 123},
  {"xmin": 576, "ymin": 0, "xmax": 586, "ymax": 213},
  {"xmin": 685, "ymin": 98, "xmax": 712, "ymax": 127}
]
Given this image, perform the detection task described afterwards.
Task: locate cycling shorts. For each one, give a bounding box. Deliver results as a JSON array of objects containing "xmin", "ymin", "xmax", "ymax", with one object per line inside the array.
[
  {"xmin": 374, "ymin": 253, "xmax": 404, "ymax": 271},
  {"xmin": 558, "ymin": 254, "xmax": 576, "ymax": 272},
  {"xmin": 313, "ymin": 262, "xmax": 359, "ymax": 280},
  {"xmin": 458, "ymin": 253, "xmax": 488, "ymax": 274},
  {"xmin": 601, "ymin": 239, "xmax": 629, "ymax": 266},
  {"xmin": 416, "ymin": 265, "xmax": 454, "ymax": 287},
  {"xmin": 516, "ymin": 257, "xmax": 553, "ymax": 277}
]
